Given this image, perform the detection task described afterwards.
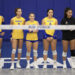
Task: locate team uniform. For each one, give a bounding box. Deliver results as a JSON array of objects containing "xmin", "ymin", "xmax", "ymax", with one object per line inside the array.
[
  {"xmin": 11, "ymin": 16, "xmax": 25, "ymax": 39},
  {"xmin": 43, "ymin": 17, "xmax": 57, "ymax": 39},
  {"xmin": 26, "ymin": 20, "xmax": 38, "ymax": 42},
  {"xmin": 61, "ymin": 17, "xmax": 75, "ymax": 69},
  {"xmin": 0, "ymin": 16, "xmax": 4, "ymax": 38},
  {"xmin": 61, "ymin": 17, "xmax": 75, "ymax": 41}
]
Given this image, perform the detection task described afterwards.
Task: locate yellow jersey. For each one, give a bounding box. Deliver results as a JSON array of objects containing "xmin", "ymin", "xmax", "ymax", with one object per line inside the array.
[
  {"xmin": 26, "ymin": 20, "xmax": 38, "ymax": 41},
  {"xmin": 12, "ymin": 16, "xmax": 25, "ymax": 39},
  {"xmin": 0, "ymin": 16, "xmax": 3, "ymax": 32},
  {"xmin": 43, "ymin": 17, "xmax": 57, "ymax": 36}
]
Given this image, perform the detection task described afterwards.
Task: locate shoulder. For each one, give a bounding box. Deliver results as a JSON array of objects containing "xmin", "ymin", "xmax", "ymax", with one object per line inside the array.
[
  {"xmin": 10, "ymin": 17, "xmax": 16, "ymax": 22},
  {"xmin": 21, "ymin": 17, "xmax": 25, "ymax": 21},
  {"xmin": 25, "ymin": 21, "xmax": 30, "ymax": 24},
  {"xmin": 11, "ymin": 16, "xmax": 16, "ymax": 20},
  {"xmin": 34, "ymin": 20, "xmax": 39, "ymax": 23},
  {"xmin": 43, "ymin": 17, "xmax": 47, "ymax": 20},
  {"xmin": 42, "ymin": 17, "xmax": 47, "ymax": 22},
  {"xmin": 61, "ymin": 17, "xmax": 66, "ymax": 21},
  {"xmin": 71, "ymin": 17, "xmax": 75, "ymax": 20},
  {"xmin": 52, "ymin": 17, "xmax": 58, "ymax": 22},
  {"xmin": 0, "ymin": 16, "xmax": 4, "ymax": 19},
  {"xmin": 61, "ymin": 18, "xmax": 66, "ymax": 24}
]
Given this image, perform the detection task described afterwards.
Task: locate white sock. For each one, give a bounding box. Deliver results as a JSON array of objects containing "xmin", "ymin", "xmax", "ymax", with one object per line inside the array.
[
  {"xmin": 11, "ymin": 61, "xmax": 14, "ymax": 65},
  {"xmin": 0, "ymin": 49, "xmax": 1, "ymax": 54},
  {"xmin": 17, "ymin": 60, "xmax": 20, "ymax": 64},
  {"xmin": 34, "ymin": 61, "xmax": 37, "ymax": 64},
  {"xmin": 63, "ymin": 60, "xmax": 66, "ymax": 64},
  {"xmin": 54, "ymin": 60, "xmax": 56, "ymax": 62},
  {"xmin": 44, "ymin": 60, "xmax": 47, "ymax": 64},
  {"xmin": 27, "ymin": 60, "xmax": 30, "ymax": 65}
]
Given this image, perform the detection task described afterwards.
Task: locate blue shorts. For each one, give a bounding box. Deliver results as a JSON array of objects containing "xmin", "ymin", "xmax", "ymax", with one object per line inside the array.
[
  {"xmin": 0, "ymin": 36, "xmax": 3, "ymax": 38},
  {"xmin": 26, "ymin": 40, "xmax": 38, "ymax": 43},
  {"xmin": 43, "ymin": 30, "xmax": 58, "ymax": 39},
  {"xmin": 43, "ymin": 34, "xmax": 57, "ymax": 39}
]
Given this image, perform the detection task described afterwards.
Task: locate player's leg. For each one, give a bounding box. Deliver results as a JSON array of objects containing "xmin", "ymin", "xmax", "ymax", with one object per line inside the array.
[
  {"xmin": 51, "ymin": 39, "xmax": 57, "ymax": 68},
  {"xmin": 26, "ymin": 41, "xmax": 32, "ymax": 69},
  {"xmin": 33, "ymin": 41, "xmax": 38, "ymax": 68},
  {"xmin": 16, "ymin": 39, "xmax": 23, "ymax": 68},
  {"xmin": 70, "ymin": 39, "xmax": 75, "ymax": 68},
  {"xmin": 62, "ymin": 40, "xmax": 68, "ymax": 68},
  {"xmin": 0, "ymin": 38, "xmax": 3, "ymax": 58},
  {"xmin": 43, "ymin": 39, "xmax": 49, "ymax": 68},
  {"xmin": 10, "ymin": 39, "xmax": 18, "ymax": 70}
]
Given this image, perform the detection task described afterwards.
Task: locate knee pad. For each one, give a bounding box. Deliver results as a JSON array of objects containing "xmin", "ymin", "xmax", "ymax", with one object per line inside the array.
[
  {"xmin": 26, "ymin": 52, "xmax": 30, "ymax": 57},
  {"xmin": 62, "ymin": 51, "xmax": 67, "ymax": 57},
  {"xmin": 18, "ymin": 49, "xmax": 22, "ymax": 53},
  {"xmin": 33, "ymin": 50, "xmax": 38, "ymax": 57},
  {"xmin": 12, "ymin": 49, "xmax": 16, "ymax": 54},
  {"xmin": 71, "ymin": 50, "xmax": 75, "ymax": 56},
  {"xmin": 0, "ymin": 49, "xmax": 1, "ymax": 53},
  {"xmin": 43, "ymin": 50, "xmax": 48, "ymax": 55},
  {"xmin": 52, "ymin": 50, "xmax": 57, "ymax": 56}
]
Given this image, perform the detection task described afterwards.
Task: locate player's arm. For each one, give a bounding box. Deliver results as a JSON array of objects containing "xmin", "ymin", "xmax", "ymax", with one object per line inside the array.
[
  {"xmin": 0, "ymin": 16, "xmax": 5, "ymax": 36},
  {"xmin": 55, "ymin": 19, "xmax": 58, "ymax": 25},
  {"xmin": 10, "ymin": 18, "xmax": 14, "ymax": 24},
  {"xmin": 10, "ymin": 18, "xmax": 14, "ymax": 35},
  {"xmin": 2, "ymin": 16, "xmax": 4, "ymax": 22},
  {"xmin": 33, "ymin": 21, "xmax": 39, "ymax": 33},
  {"xmin": 53, "ymin": 19, "xmax": 58, "ymax": 38},
  {"xmin": 42, "ymin": 19, "xmax": 45, "ymax": 25},
  {"xmin": 23, "ymin": 19, "xmax": 26, "ymax": 25}
]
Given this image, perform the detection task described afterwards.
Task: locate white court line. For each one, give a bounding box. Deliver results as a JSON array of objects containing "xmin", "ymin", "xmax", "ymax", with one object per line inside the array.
[
  {"xmin": 2, "ymin": 57, "xmax": 32, "ymax": 60},
  {"xmin": 1, "ymin": 58, "xmax": 32, "ymax": 63}
]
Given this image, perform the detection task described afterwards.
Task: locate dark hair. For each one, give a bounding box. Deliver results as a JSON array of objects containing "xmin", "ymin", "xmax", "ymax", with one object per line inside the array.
[
  {"xmin": 15, "ymin": 8, "xmax": 22, "ymax": 15},
  {"xmin": 47, "ymin": 9, "xmax": 54, "ymax": 16},
  {"xmin": 64, "ymin": 8, "xmax": 72, "ymax": 18},
  {"xmin": 29, "ymin": 12, "xmax": 35, "ymax": 16}
]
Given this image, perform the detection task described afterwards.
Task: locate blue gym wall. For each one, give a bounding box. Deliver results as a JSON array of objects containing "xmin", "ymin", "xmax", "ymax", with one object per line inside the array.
[{"xmin": 0, "ymin": 0, "xmax": 75, "ymax": 40}]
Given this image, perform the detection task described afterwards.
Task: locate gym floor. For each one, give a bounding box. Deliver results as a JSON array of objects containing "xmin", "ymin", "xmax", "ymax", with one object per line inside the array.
[{"xmin": 0, "ymin": 69, "xmax": 75, "ymax": 75}]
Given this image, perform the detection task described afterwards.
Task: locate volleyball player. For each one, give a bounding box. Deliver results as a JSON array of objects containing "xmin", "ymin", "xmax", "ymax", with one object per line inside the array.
[
  {"xmin": 0, "ymin": 15, "xmax": 4, "ymax": 58},
  {"xmin": 61, "ymin": 8, "xmax": 75, "ymax": 68},
  {"xmin": 25, "ymin": 13, "xmax": 39, "ymax": 69},
  {"xmin": 42, "ymin": 9, "xmax": 58, "ymax": 68},
  {"xmin": 10, "ymin": 8, "xmax": 25, "ymax": 69}
]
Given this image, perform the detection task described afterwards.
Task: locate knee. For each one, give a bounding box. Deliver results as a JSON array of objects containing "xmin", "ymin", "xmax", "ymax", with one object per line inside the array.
[
  {"xmin": 43, "ymin": 50, "xmax": 48, "ymax": 56},
  {"xmin": 52, "ymin": 50, "xmax": 57, "ymax": 56},
  {"xmin": 33, "ymin": 50, "xmax": 38, "ymax": 57},
  {"xmin": 12, "ymin": 49, "xmax": 16, "ymax": 54},
  {"xmin": 62, "ymin": 51, "xmax": 67, "ymax": 57},
  {"xmin": 18, "ymin": 49, "xmax": 22, "ymax": 53}
]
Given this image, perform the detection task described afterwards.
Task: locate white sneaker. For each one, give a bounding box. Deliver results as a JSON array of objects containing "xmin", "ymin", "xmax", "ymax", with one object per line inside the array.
[
  {"xmin": 33, "ymin": 61, "xmax": 39, "ymax": 69},
  {"xmin": 43, "ymin": 63, "xmax": 47, "ymax": 69},
  {"xmin": 63, "ymin": 63, "xmax": 67, "ymax": 69},
  {"xmin": 53, "ymin": 60, "xmax": 57, "ymax": 69},
  {"xmin": 53, "ymin": 62, "xmax": 57, "ymax": 69},
  {"xmin": 26, "ymin": 64, "xmax": 30, "ymax": 69},
  {"xmin": 71, "ymin": 62, "xmax": 75, "ymax": 68},
  {"xmin": 69, "ymin": 57, "xmax": 75, "ymax": 68},
  {"xmin": 10, "ymin": 64, "xmax": 14, "ymax": 70},
  {"xmin": 16, "ymin": 63, "xmax": 21, "ymax": 69}
]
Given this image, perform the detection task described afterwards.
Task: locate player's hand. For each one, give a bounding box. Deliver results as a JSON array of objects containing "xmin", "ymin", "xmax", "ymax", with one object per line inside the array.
[
  {"xmin": 0, "ymin": 32, "xmax": 5, "ymax": 36},
  {"xmin": 29, "ymin": 29, "xmax": 32, "ymax": 32},
  {"xmin": 33, "ymin": 30, "xmax": 38, "ymax": 33}
]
